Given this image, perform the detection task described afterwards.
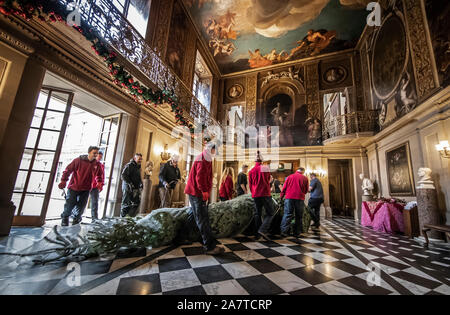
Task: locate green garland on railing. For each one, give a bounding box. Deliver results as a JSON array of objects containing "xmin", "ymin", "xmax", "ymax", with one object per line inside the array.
[{"xmin": 0, "ymin": 0, "xmax": 198, "ymax": 136}]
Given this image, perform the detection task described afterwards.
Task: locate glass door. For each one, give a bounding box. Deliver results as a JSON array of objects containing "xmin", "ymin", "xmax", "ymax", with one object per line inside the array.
[
  {"xmin": 12, "ymin": 88, "xmax": 74, "ymax": 226},
  {"xmin": 99, "ymin": 114, "xmax": 122, "ymax": 218}
]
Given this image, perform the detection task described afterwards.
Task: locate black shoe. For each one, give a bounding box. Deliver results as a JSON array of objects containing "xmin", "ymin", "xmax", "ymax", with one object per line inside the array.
[
  {"xmin": 61, "ymin": 217, "xmax": 69, "ymax": 227},
  {"xmin": 280, "ymin": 232, "xmax": 289, "ymax": 238},
  {"xmin": 258, "ymin": 231, "xmax": 271, "ymax": 241},
  {"xmin": 205, "ymin": 246, "xmax": 225, "ymax": 255},
  {"xmin": 72, "ymin": 217, "xmax": 82, "ymax": 225}
]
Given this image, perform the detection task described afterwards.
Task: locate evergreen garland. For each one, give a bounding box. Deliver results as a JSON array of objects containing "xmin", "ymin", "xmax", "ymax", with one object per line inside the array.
[{"xmin": 0, "ymin": 0, "xmax": 198, "ymax": 136}]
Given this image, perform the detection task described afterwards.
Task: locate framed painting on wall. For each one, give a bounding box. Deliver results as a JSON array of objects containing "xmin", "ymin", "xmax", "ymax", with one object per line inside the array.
[{"xmin": 385, "ymin": 142, "xmax": 415, "ymax": 196}]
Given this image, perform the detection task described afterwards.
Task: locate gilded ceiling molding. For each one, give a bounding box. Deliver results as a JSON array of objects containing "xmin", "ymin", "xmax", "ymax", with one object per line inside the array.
[
  {"xmin": 305, "ymin": 63, "xmax": 320, "ymax": 119},
  {"xmin": 245, "ymin": 74, "xmax": 258, "ymax": 127},
  {"xmin": 402, "ymin": 0, "xmax": 437, "ymax": 101}
]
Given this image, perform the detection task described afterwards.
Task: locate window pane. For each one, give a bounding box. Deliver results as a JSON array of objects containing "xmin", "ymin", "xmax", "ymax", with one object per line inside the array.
[
  {"xmin": 20, "ymin": 194, "xmax": 44, "ymax": 216},
  {"xmin": 12, "ymin": 193, "xmax": 22, "ymax": 212},
  {"xmin": 14, "ymin": 170, "xmax": 28, "ymax": 192},
  {"xmin": 48, "ymin": 92, "xmax": 69, "ymax": 111},
  {"xmin": 25, "ymin": 128, "xmax": 39, "ymax": 148},
  {"xmin": 36, "ymin": 91, "xmax": 49, "ymax": 109},
  {"xmin": 113, "ymin": 0, "xmax": 126, "ymax": 12},
  {"xmin": 32, "ymin": 151, "xmax": 55, "ymax": 172},
  {"xmin": 43, "ymin": 110, "xmax": 64, "ymax": 130},
  {"xmin": 103, "ymin": 119, "xmax": 111, "ymax": 132},
  {"xmin": 38, "ymin": 130, "xmax": 60, "ymax": 150},
  {"xmin": 128, "ymin": 0, "xmax": 150, "ymax": 37},
  {"xmin": 19, "ymin": 148, "xmax": 33, "ymax": 170},
  {"xmin": 31, "ymin": 109, "xmax": 44, "ymax": 128},
  {"xmin": 27, "ymin": 172, "xmax": 50, "ymax": 193}
]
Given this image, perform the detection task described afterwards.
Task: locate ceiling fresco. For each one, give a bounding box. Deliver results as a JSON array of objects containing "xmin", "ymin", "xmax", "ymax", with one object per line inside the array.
[{"xmin": 184, "ymin": 0, "xmax": 370, "ymax": 74}]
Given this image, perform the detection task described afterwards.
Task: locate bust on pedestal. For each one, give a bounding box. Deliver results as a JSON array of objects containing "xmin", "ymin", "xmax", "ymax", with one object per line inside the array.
[
  {"xmin": 416, "ymin": 168, "xmax": 441, "ymax": 240},
  {"xmin": 140, "ymin": 161, "xmax": 153, "ymax": 214},
  {"xmin": 360, "ymin": 173, "xmax": 374, "ymax": 201}
]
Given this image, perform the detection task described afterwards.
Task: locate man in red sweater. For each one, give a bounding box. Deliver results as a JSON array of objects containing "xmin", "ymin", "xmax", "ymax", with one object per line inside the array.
[
  {"xmin": 248, "ymin": 151, "xmax": 275, "ymax": 240},
  {"xmin": 184, "ymin": 142, "xmax": 224, "ymax": 255},
  {"xmin": 58, "ymin": 146, "xmax": 103, "ymax": 226},
  {"xmin": 280, "ymin": 167, "xmax": 309, "ymax": 237}
]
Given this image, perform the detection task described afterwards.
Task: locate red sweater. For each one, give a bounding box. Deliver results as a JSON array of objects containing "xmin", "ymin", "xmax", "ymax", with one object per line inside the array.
[
  {"xmin": 184, "ymin": 150, "xmax": 212, "ymax": 198},
  {"xmin": 219, "ymin": 175, "xmax": 234, "ymax": 200},
  {"xmin": 248, "ymin": 162, "xmax": 271, "ymax": 198},
  {"xmin": 280, "ymin": 171, "xmax": 309, "ymax": 200},
  {"xmin": 61, "ymin": 155, "xmax": 103, "ymax": 192},
  {"xmin": 91, "ymin": 162, "xmax": 105, "ymax": 189}
]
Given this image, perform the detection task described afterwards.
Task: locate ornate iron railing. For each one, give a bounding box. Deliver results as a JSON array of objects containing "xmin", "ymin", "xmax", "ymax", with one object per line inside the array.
[
  {"xmin": 323, "ymin": 110, "xmax": 379, "ymax": 140},
  {"xmin": 58, "ymin": 0, "xmax": 218, "ymax": 128}
]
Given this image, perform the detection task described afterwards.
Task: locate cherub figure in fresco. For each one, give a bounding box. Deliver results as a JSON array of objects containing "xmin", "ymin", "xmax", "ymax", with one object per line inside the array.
[
  {"xmin": 204, "ymin": 10, "xmax": 238, "ymax": 57},
  {"xmin": 265, "ymin": 49, "xmax": 289, "ymax": 63},
  {"xmin": 291, "ymin": 29, "xmax": 337, "ymax": 57},
  {"xmin": 210, "ymin": 39, "xmax": 235, "ymax": 56},
  {"xmin": 248, "ymin": 49, "xmax": 272, "ymax": 68}
]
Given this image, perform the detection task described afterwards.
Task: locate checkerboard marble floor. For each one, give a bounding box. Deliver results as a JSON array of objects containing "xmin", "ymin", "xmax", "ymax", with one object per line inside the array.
[{"xmin": 0, "ymin": 218, "xmax": 449, "ymax": 295}]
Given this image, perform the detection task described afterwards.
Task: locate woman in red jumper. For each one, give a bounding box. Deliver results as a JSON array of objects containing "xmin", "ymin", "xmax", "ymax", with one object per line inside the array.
[{"xmin": 219, "ymin": 167, "xmax": 235, "ymax": 201}]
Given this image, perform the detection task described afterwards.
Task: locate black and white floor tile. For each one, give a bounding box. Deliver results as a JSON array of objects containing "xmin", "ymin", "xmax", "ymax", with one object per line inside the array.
[{"xmin": 0, "ymin": 218, "xmax": 448, "ymax": 295}]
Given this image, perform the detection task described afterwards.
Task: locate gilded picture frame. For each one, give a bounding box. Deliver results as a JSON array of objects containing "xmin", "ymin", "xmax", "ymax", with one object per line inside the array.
[{"xmin": 385, "ymin": 142, "xmax": 415, "ymax": 196}]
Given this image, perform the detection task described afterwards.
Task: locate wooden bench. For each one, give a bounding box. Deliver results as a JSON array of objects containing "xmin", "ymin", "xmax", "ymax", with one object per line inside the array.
[{"xmin": 422, "ymin": 224, "xmax": 450, "ymax": 248}]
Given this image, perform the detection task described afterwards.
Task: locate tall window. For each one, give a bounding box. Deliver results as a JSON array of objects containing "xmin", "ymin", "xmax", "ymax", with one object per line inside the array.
[
  {"xmin": 193, "ymin": 51, "xmax": 212, "ymax": 112},
  {"xmin": 113, "ymin": 0, "xmax": 151, "ymax": 37}
]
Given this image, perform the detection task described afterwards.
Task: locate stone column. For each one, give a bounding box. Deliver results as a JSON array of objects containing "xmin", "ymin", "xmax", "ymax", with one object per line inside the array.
[
  {"xmin": 416, "ymin": 169, "xmax": 442, "ymax": 239},
  {"xmin": 139, "ymin": 178, "xmax": 152, "ymax": 214},
  {"xmin": 0, "ymin": 59, "xmax": 45, "ymax": 235}
]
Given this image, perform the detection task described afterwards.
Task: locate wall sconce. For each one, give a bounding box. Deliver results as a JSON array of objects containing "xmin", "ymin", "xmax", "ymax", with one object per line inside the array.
[
  {"xmin": 305, "ymin": 168, "xmax": 327, "ymax": 178},
  {"xmin": 160, "ymin": 144, "xmax": 172, "ymax": 162},
  {"xmin": 435, "ymin": 140, "xmax": 450, "ymax": 159}
]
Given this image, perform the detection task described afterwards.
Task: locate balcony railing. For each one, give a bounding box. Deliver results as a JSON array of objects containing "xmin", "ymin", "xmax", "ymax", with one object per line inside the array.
[
  {"xmin": 58, "ymin": 0, "xmax": 218, "ymax": 129},
  {"xmin": 323, "ymin": 110, "xmax": 379, "ymax": 141}
]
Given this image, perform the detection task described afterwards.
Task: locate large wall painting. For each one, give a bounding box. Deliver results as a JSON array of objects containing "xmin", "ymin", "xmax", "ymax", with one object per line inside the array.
[
  {"xmin": 166, "ymin": 0, "xmax": 188, "ymax": 77},
  {"xmin": 385, "ymin": 142, "xmax": 415, "ymax": 197},
  {"xmin": 184, "ymin": 0, "xmax": 368, "ymax": 74},
  {"xmin": 425, "ymin": 0, "xmax": 450, "ymax": 87}
]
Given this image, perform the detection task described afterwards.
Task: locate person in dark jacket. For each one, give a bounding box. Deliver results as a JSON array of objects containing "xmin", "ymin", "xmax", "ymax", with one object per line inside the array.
[
  {"xmin": 184, "ymin": 142, "xmax": 224, "ymax": 255},
  {"xmin": 89, "ymin": 151, "xmax": 105, "ymax": 222},
  {"xmin": 236, "ymin": 165, "xmax": 248, "ymax": 196},
  {"xmin": 280, "ymin": 167, "xmax": 309, "ymax": 237},
  {"xmin": 219, "ymin": 167, "xmax": 234, "ymax": 201},
  {"xmin": 248, "ymin": 151, "xmax": 275, "ymax": 240},
  {"xmin": 309, "ymin": 173, "xmax": 324, "ymax": 228},
  {"xmin": 59, "ymin": 146, "xmax": 103, "ymax": 226},
  {"xmin": 121, "ymin": 153, "xmax": 143, "ymax": 217},
  {"xmin": 158, "ymin": 155, "xmax": 181, "ymax": 208}
]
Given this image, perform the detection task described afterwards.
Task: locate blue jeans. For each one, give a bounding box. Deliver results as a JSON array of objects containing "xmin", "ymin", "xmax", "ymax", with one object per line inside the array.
[
  {"xmin": 253, "ymin": 196, "xmax": 275, "ymax": 235},
  {"xmin": 189, "ymin": 195, "xmax": 216, "ymax": 251},
  {"xmin": 90, "ymin": 188, "xmax": 100, "ymax": 220},
  {"xmin": 281, "ymin": 199, "xmax": 304, "ymax": 235},
  {"xmin": 61, "ymin": 189, "xmax": 90, "ymax": 220}
]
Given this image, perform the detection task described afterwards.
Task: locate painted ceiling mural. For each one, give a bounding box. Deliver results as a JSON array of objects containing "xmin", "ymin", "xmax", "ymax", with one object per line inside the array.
[{"xmin": 184, "ymin": 0, "xmax": 369, "ymax": 74}]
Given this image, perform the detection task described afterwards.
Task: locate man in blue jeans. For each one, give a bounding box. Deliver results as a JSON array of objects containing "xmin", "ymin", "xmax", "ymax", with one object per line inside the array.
[
  {"xmin": 184, "ymin": 142, "xmax": 224, "ymax": 255},
  {"xmin": 309, "ymin": 173, "xmax": 324, "ymax": 228},
  {"xmin": 280, "ymin": 167, "xmax": 309, "ymax": 237},
  {"xmin": 59, "ymin": 146, "xmax": 103, "ymax": 226},
  {"xmin": 248, "ymin": 151, "xmax": 275, "ymax": 240}
]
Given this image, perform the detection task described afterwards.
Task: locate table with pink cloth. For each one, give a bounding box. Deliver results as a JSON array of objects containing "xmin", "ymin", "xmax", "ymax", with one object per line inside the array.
[{"xmin": 361, "ymin": 201, "xmax": 405, "ymax": 234}]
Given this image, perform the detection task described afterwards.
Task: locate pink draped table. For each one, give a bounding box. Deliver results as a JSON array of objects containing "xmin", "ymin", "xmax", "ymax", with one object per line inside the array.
[{"xmin": 361, "ymin": 201, "xmax": 405, "ymax": 234}]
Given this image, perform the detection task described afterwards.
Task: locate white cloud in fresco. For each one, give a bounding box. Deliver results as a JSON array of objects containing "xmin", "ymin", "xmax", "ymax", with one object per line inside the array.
[{"xmin": 244, "ymin": 0, "xmax": 370, "ymax": 38}]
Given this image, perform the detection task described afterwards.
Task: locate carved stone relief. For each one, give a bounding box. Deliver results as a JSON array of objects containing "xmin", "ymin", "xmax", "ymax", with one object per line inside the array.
[
  {"xmin": 305, "ymin": 63, "xmax": 321, "ymax": 119},
  {"xmin": 152, "ymin": 0, "xmax": 174, "ymax": 57}
]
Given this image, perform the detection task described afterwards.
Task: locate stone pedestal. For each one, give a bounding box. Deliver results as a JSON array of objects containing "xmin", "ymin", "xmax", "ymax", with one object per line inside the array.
[
  {"xmin": 417, "ymin": 188, "xmax": 441, "ymax": 239},
  {"xmin": 139, "ymin": 178, "xmax": 152, "ymax": 214},
  {"xmin": 362, "ymin": 195, "xmax": 374, "ymax": 202}
]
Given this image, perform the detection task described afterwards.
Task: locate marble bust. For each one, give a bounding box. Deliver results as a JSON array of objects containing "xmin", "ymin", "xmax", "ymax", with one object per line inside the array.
[
  {"xmin": 417, "ymin": 167, "xmax": 435, "ymax": 189},
  {"xmin": 359, "ymin": 173, "xmax": 374, "ymax": 196},
  {"xmin": 144, "ymin": 161, "xmax": 153, "ymax": 179}
]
